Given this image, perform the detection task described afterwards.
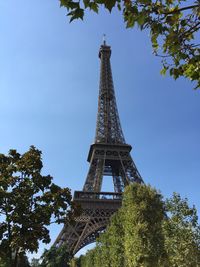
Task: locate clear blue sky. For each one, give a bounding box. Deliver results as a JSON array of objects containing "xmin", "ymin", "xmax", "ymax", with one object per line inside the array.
[{"xmin": 1, "ymin": 0, "xmax": 200, "ymax": 259}]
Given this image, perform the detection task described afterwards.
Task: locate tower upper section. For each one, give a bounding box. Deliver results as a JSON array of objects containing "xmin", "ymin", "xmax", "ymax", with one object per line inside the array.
[{"xmin": 94, "ymin": 42, "xmax": 126, "ymax": 144}]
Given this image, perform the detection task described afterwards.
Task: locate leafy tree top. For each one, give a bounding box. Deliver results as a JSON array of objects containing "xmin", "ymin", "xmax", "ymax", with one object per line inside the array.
[{"xmin": 0, "ymin": 146, "xmax": 73, "ymax": 267}]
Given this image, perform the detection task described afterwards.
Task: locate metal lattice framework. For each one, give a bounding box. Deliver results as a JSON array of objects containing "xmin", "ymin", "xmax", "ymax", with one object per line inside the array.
[
  {"xmin": 54, "ymin": 192, "xmax": 122, "ymax": 255},
  {"xmin": 95, "ymin": 44, "xmax": 125, "ymax": 144},
  {"xmin": 83, "ymin": 43, "xmax": 143, "ymax": 193},
  {"xmin": 54, "ymin": 41, "xmax": 144, "ymax": 255}
]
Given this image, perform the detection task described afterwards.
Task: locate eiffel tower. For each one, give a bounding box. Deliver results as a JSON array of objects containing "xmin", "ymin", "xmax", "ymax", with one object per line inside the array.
[{"xmin": 54, "ymin": 40, "xmax": 144, "ymax": 255}]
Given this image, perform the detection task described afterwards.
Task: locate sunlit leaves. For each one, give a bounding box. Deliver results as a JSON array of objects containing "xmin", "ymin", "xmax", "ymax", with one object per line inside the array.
[
  {"xmin": 40, "ymin": 244, "xmax": 70, "ymax": 267},
  {"xmin": 78, "ymin": 184, "xmax": 166, "ymax": 267},
  {"xmin": 163, "ymin": 193, "xmax": 200, "ymax": 266},
  {"xmin": 59, "ymin": 0, "xmax": 200, "ymax": 89},
  {"xmin": 77, "ymin": 185, "xmax": 200, "ymax": 267},
  {"xmin": 123, "ymin": 184, "xmax": 166, "ymax": 267}
]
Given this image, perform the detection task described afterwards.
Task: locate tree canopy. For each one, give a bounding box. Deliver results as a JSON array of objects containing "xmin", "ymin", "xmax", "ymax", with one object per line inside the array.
[
  {"xmin": 0, "ymin": 146, "xmax": 73, "ymax": 267},
  {"xmin": 40, "ymin": 244, "xmax": 70, "ymax": 267},
  {"xmin": 75, "ymin": 184, "xmax": 200, "ymax": 267},
  {"xmin": 76, "ymin": 184, "xmax": 167, "ymax": 267},
  {"xmin": 59, "ymin": 0, "xmax": 200, "ymax": 89},
  {"xmin": 163, "ymin": 193, "xmax": 200, "ymax": 266}
]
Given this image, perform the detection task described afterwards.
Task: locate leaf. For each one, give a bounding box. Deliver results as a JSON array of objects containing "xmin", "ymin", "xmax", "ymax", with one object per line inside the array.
[
  {"xmin": 117, "ymin": 2, "xmax": 121, "ymax": 10},
  {"xmin": 90, "ymin": 2, "xmax": 99, "ymax": 13},
  {"xmin": 60, "ymin": 0, "xmax": 73, "ymax": 8},
  {"xmin": 104, "ymin": 0, "xmax": 117, "ymax": 12},
  {"xmin": 140, "ymin": 0, "xmax": 151, "ymax": 4},
  {"xmin": 126, "ymin": 14, "xmax": 135, "ymax": 28},
  {"xmin": 137, "ymin": 14, "xmax": 146, "ymax": 26},
  {"xmin": 151, "ymin": 33, "xmax": 159, "ymax": 50},
  {"xmin": 68, "ymin": 8, "xmax": 84, "ymax": 22},
  {"xmin": 67, "ymin": 1, "xmax": 80, "ymax": 9},
  {"xmin": 160, "ymin": 66, "xmax": 168, "ymax": 75},
  {"xmin": 60, "ymin": 0, "xmax": 68, "ymax": 7},
  {"xmin": 83, "ymin": 0, "xmax": 90, "ymax": 8}
]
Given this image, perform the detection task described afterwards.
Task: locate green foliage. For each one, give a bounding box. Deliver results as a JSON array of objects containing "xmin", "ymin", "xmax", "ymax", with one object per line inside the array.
[
  {"xmin": 0, "ymin": 257, "xmax": 9, "ymax": 267},
  {"xmin": 40, "ymin": 244, "xmax": 70, "ymax": 267},
  {"xmin": 77, "ymin": 184, "xmax": 167, "ymax": 267},
  {"xmin": 0, "ymin": 254, "xmax": 30, "ymax": 267},
  {"xmin": 30, "ymin": 258, "xmax": 40, "ymax": 267},
  {"xmin": 76, "ymin": 185, "xmax": 200, "ymax": 267},
  {"xmin": 70, "ymin": 257, "xmax": 81, "ymax": 267},
  {"xmin": 163, "ymin": 193, "xmax": 200, "ymax": 266},
  {"xmin": 123, "ymin": 184, "xmax": 166, "ymax": 267},
  {"xmin": 0, "ymin": 146, "xmax": 73, "ymax": 267},
  {"xmin": 59, "ymin": 0, "xmax": 200, "ymax": 89},
  {"xmin": 95, "ymin": 231, "xmax": 111, "ymax": 267},
  {"xmin": 80, "ymin": 211, "xmax": 124, "ymax": 267},
  {"xmin": 79, "ymin": 249, "xmax": 95, "ymax": 267},
  {"xmin": 17, "ymin": 253, "xmax": 30, "ymax": 267},
  {"xmin": 106, "ymin": 211, "xmax": 125, "ymax": 267}
]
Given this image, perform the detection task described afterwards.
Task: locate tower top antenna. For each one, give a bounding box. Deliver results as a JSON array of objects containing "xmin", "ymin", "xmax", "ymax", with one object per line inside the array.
[{"xmin": 103, "ymin": 34, "xmax": 106, "ymax": 45}]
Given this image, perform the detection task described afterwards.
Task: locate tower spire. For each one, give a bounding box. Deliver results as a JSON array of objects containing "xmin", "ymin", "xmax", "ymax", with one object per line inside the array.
[
  {"xmin": 96, "ymin": 42, "xmax": 125, "ymax": 144},
  {"xmin": 103, "ymin": 34, "xmax": 106, "ymax": 45}
]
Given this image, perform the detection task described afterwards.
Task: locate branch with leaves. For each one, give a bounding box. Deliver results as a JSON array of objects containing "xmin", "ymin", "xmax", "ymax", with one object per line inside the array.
[{"xmin": 59, "ymin": 0, "xmax": 200, "ymax": 89}]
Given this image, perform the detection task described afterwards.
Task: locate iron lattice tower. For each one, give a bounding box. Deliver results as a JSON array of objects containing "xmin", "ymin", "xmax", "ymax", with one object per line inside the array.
[{"xmin": 54, "ymin": 41, "xmax": 144, "ymax": 255}]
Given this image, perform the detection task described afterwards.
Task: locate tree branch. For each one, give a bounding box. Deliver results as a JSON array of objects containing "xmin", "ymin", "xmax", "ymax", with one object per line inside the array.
[
  {"xmin": 163, "ymin": 4, "xmax": 199, "ymax": 15},
  {"xmin": 179, "ymin": 22, "xmax": 200, "ymax": 39}
]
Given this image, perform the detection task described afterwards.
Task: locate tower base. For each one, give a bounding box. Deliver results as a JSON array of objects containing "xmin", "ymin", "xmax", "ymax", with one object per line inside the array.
[{"xmin": 54, "ymin": 191, "xmax": 122, "ymax": 255}]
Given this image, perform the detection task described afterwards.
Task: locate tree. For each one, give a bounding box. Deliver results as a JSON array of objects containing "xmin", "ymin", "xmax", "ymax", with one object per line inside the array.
[
  {"xmin": 104, "ymin": 211, "xmax": 125, "ymax": 267},
  {"xmin": 95, "ymin": 231, "xmax": 111, "ymax": 267},
  {"xmin": 0, "ymin": 252, "xmax": 30, "ymax": 267},
  {"xmin": 30, "ymin": 258, "xmax": 40, "ymax": 267},
  {"xmin": 40, "ymin": 244, "xmax": 71, "ymax": 267},
  {"xmin": 70, "ymin": 257, "xmax": 81, "ymax": 267},
  {"xmin": 79, "ymin": 249, "xmax": 95, "ymax": 267},
  {"xmin": 17, "ymin": 253, "xmax": 30, "ymax": 267},
  {"xmin": 122, "ymin": 183, "xmax": 167, "ymax": 267},
  {"xmin": 76, "ymin": 184, "xmax": 167, "ymax": 267},
  {"xmin": 59, "ymin": 0, "xmax": 200, "ymax": 89},
  {"xmin": 163, "ymin": 193, "xmax": 200, "ymax": 267},
  {"xmin": 0, "ymin": 146, "xmax": 73, "ymax": 267},
  {"xmin": 75, "ymin": 185, "xmax": 200, "ymax": 266},
  {"xmin": 0, "ymin": 257, "xmax": 9, "ymax": 267}
]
